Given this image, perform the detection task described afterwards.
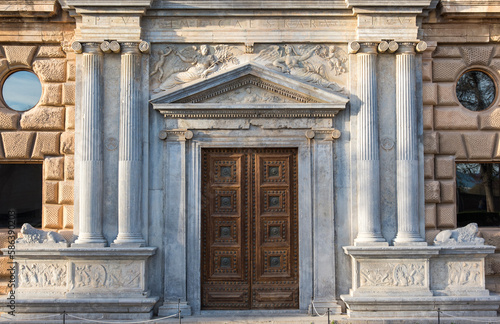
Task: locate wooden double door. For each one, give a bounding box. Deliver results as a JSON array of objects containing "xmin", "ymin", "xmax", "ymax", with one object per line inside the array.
[{"xmin": 201, "ymin": 148, "xmax": 299, "ymax": 309}]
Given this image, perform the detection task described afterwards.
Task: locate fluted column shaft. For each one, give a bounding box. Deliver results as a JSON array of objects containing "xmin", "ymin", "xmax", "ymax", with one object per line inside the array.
[
  {"xmin": 113, "ymin": 43, "xmax": 146, "ymax": 246},
  {"xmin": 394, "ymin": 43, "xmax": 425, "ymax": 244},
  {"xmin": 75, "ymin": 43, "xmax": 107, "ymax": 246},
  {"xmin": 355, "ymin": 43, "xmax": 386, "ymax": 245}
]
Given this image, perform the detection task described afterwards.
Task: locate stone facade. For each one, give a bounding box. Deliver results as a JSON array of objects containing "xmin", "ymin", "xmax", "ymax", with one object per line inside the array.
[{"xmin": 0, "ymin": 0, "xmax": 499, "ymax": 321}]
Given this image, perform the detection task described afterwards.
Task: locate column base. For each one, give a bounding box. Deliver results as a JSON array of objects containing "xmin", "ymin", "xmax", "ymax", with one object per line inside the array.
[
  {"xmin": 112, "ymin": 234, "xmax": 146, "ymax": 247},
  {"xmin": 71, "ymin": 242, "xmax": 106, "ymax": 248},
  {"xmin": 394, "ymin": 232, "xmax": 426, "ymax": 246},
  {"xmin": 158, "ymin": 300, "xmax": 192, "ymax": 317},
  {"xmin": 73, "ymin": 234, "xmax": 107, "ymax": 247}
]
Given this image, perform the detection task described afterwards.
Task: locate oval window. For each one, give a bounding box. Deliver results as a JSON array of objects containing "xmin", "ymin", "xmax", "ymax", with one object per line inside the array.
[
  {"xmin": 456, "ymin": 70, "xmax": 496, "ymax": 111},
  {"xmin": 2, "ymin": 71, "xmax": 42, "ymax": 111}
]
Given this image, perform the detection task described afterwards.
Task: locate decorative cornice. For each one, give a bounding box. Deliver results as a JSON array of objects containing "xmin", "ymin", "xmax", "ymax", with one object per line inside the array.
[{"xmin": 0, "ymin": 0, "xmax": 58, "ymax": 18}]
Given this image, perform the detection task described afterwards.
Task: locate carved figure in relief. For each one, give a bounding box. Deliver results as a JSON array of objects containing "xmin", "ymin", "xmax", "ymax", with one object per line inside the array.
[
  {"xmin": 153, "ymin": 45, "xmax": 240, "ymax": 92},
  {"xmin": 255, "ymin": 44, "xmax": 345, "ymax": 93},
  {"xmin": 317, "ymin": 45, "xmax": 347, "ymax": 75},
  {"xmin": 19, "ymin": 264, "xmax": 67, "ymax": 287},
  {"xmin": 448, "ymin": 262, "xmax": 481, "ymax": 286},
  {"xmin": 150, "ymin": 47, "xmax": 173, "ymax": 81},
  {"xmin": 16, "ymin": 223, "xmax": 67, "ymax": 244},
  {"xmin": 434, "ymin": 223, "xmax": 485, "ymax": 245}
]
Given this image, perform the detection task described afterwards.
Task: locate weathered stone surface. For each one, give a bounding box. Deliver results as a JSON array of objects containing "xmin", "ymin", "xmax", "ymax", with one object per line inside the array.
[
  {"xmin": 437, "ymin": 83, "xmax": 458, "ymax": 106},
  {"xmin": 0, "ymin": 108, "xmax": 19, "ymax": 130},
  {"xmin": 44, "ymin": 181, "xmax": 58, "ymax": 204},
  {"xmin": 63, "ymin": 82, "xmax": 75, "ymax": 105},
  {"xmin": 0, "ymin": 257, "xmax": 10, "ymax": 277},
  {"xmin": 32, "ymin": 59, "xmax": 66, "ymax": 82},
  {"xmin": 439, "ymin": 132, "xmax": 467, "ymax": 158},
  {"xmin": 432, "ymin": 46, "xmax": 462, "ymax": 58},
  {"xmin": 481, "ymin": 230, "xmax": 500, "ymax": 251},
  {"xmin": 58, "ymin": 229, "xmax": 75, "ymax": 242},
  {"xmin": 1, "ymin": 132, "xmax": 35, "ymax": 158},
  {"xmin": 40, "ymin": 84, "xmax": 62, "ymax": 106},
  {"xmin": 0, "ymin": 59, "xmax": 8, "ymax": 76},
  {"xmin": 42, "ymin": 205, "xmax": 62, "ymax": 229},
  {"xmin": 44, "ymin": 156, "xmax": 64, "ymax": 180},
  {"xmin": 422, "ymin": 82, "xmax": 437, "ymax": 105},
  {"xmin": 58, "ymin": 180, "xmax": 74, "ymax": 204},
  {"xmin": 423, "ymin": 106, "xmax": 433, "ymax": 130},
  {"xmin": 63, "ymin": 206, "xmax": 74, "ymax": 229},
  {"xmin": 31, "ymin": 132, "xmax": 60, "ymax": 159},
  {"xmin": 425, "ymin": 180, "xmax": 441, "ymax": 203},
  {"xmin": 424, "ymin": 154, "xmax": 434, "ymax": 179},
  {"xmin": 437, "ymin": 204, "xmax": 457, "ymax": 228},
  {"xmin": 435, "ymin": 107, "xmax": 478, "ymax": 130},
  {"xmin": 424, "ymin": 132, "xmax": 439, "ymax": 154},
  {"xmin": 480, "ymin": 107, "xmax": 500, "ymax": 130},
  {"xmin": 64, "ymin": 154, "xmax": 74, "ymax": 180},
  {"xmin": 460, "ymin": 46, "xmax": 494, "ymax": 66},
  {"xmin": 425, "ymin": 229, "xmax": 440, "ymax": 244},
  {"xmin": 432, "ymin": 59, "xmax": 466, "ymax": 82},
  {"xmin": 67, "ymin": 61, "xmax": 76, "ymax": 81},
  {"xmin": 0, "ymin": 233, "xmax": 10, "ymax": 249},
  {"xmin": 435, "ymin": 155, "xmax": 455, "ymax": 179},
  {"xmin": 20, "ymin": 106, "xmax": 64, "ymax": 130},
  {"xmin": 440, "ymin": 180, "xmax": 455, "ymax": 203},
  {"xmin": 3, "ymin": 45, "xmax": 37, "ymax": 67},
  {"xmin": 486, "ymin": 254, "xmax": 500, "ymax": 276},
  {"xmin": 425, "ymin": 203, "xmax": 437, "ymax": 228},
  {"xmin": 422, "ymin": 60, "xmax": 432, "ymax": 81},
  {"xmin": 60, "ymin": 131, "xmax": 74, "ymax": 154},
  {"xmin": 65, "ymin": 105, "xmax": 74, "ymax": 130},
  {"xmin": 37, "ymin": 45, "xmax": 65, "ymax": 58},
  {"xmin": 464, "ymin": 132, "xmax": 497, "ymax": 159}
]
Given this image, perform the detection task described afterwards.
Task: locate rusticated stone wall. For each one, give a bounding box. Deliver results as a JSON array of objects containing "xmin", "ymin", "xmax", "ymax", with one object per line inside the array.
[{"xmin": 423, "ymin": 44, "xmax": 500, "ymax": 292}]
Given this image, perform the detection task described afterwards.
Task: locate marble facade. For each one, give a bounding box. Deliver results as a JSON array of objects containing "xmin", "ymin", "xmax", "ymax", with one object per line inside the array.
[{"xmin": 1, "ymin": 0, "xmax": 500, "ymax": 321}]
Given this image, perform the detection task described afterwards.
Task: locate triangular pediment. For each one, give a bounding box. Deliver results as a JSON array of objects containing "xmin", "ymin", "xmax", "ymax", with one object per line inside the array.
[{"xmin": 150, "ymin": 63, "xmax": 348, "ymax": 119}]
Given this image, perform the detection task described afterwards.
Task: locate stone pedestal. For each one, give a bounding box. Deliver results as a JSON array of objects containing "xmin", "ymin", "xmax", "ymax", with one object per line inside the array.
[{"xmin": 341, "ymin": 245, "xmax": 500, "ymax": 317}]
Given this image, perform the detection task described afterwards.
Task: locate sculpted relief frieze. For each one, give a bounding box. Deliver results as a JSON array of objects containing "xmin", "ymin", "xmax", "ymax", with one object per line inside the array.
[
  {"xmin": 359, "ymin": 262, "xmax": 426, "ymax": 288},
  {"xmin": 74, "ymin": 262, "xmax": 142, "ymax": 289},
  {"xmin": 18, "ymin": 263, "xmax": 67, "ymax": 288},
  {"xmin": 448, "ymin": 262, "xmax": 482, "ymax": 286},
  {"xmin": 149, "ymin": 44, "xmax": 348, "ymax": 96}
]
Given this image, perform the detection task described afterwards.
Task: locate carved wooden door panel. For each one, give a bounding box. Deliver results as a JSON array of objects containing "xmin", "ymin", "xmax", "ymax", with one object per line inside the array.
[{"xmin": 201, "ymin": 148, "xmax": 299, "ymax": 310}]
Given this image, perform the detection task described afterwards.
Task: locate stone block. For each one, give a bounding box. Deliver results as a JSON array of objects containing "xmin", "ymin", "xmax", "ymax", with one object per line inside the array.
[
  {"xmin": 463, "ymin": 133, "xmax": 497, "ymax": 159},
  {"xmin": 423, "ymin": 83, "xmax": 437, "ymax": 106},
  {"xmin": 439, "ymin": 132, "xmax": 467, "ymax": 159},
  {"xmin": 58, "ymin": 181, "xmax": 74, "ymax": 204},
  {"xmin": 40, "ymin": 84, "xmax": 62, "ymax": 106},
  {"xmin": 425, "ymin": 181, "xmax": 441, "ymax": 203},
  {"xmin": 425, "ymin": 229, "xmax": 440, "ymax": 244},
  {"xmin": 424, "ymin": 132, "xmax": 439, "ymax": 154},
  {"xmin": 44, "ymin": 156, "xmax": 64, "ymax": 180},
  {"xmin": 0, "ymin": 108, "xmax": 19, "ymax": 130},
  {"xmin": 43, "ymin": 205, "xmax": 62, "ymax": 229},
  {"xmin": 64, "ymin": 155, "xmax": 74, "ymax": 180},
  {"xmin": 36, "ymin": 45, "xmax": 65, "ymax": 58},
  {"xmin": 63, "ymin": 206, "xmax": 74, "ymax": 229},
  {"xmin": 423, "ymin": 105, "xmax": 433, "ymax": 130},
  {"xmin": 20, "ymin": 106, "xmax": 65, "ymax": 130},
  {"xmin": 434, "ymin": 107, "xmax": 478, "ymax": 130},
  {"xmin": 0, "ymin": 59, "xmax": 8, "ymax": 76},
  {"xmin": 0, "ymin": 257, "xmax": 10, "ymax": 277},
  {"xmin": 432, "ymin": 46, "xmax": 462, "ymax": 58},
  {"xmin": 44, "ymin": 181, "xmax": 58, "ymax": 204},
  {"xmin": 0, "ymin": 132, "xmax": 35, "ymax": 158},
  {"xmin": 63, "ymin": 83, "xmax": 75, "ymax": 105},
  {"xmin": 60, "ymin": 132, "xmax": 74, "ymax": 154},
  {"xmin": 480, "ymin": 108, "xmax": 500, "ymax": 130},
  {"xmin": 424, "ymin": 154, "xmax": 434, "ymax": 179},
  {"xmin": 422, "ymin": 60, "xmax": 432, "ymax": 81},
  {"xmin": 432, "ymin": 59, "xmax": 466, "ymax": 82},
  {"xmin": 2, "ymin": 45, "xmax": 37, "ymax": 68},
  {"xmin": 481, "ymin": 230, "xmax": 500, "ymax": 250},
  {"xmin": 65, "ymin": 105, "xmax": 75, "ymax": 130},
  {"xmin": 67, "ymin": 61, "xmax": 76, "ymax": 81},
  {"xmin": 440, "ymin": 180, "xmax": 455, "ymax": 203},
  {"xmin": 31, "ymin": 132, "xmax": 60, "ymax": 159},
  {"xmin": 435, "ymin": 155, "xmax": 455, "ymax": 179},
  {"xmin": 0, "ymin": 233, "xmax": 10, "ymax": 249},
  {"xmin": 437, "ymin": 204, "xmax": 457, "ymax": 228},
  {"xmin": 425, "ymin": 203, "xmax": 437, "ymax": 228},
  {"xmin": 460, "ymin": 46, "xmax": 494, "ymax": 66},
  {"xmin": 496, "ymin": 142, "xmax": 500, "ymax": 159},
  {"xmin": 437, "ymin": 83, "xmax": 458, "ymax": 106},
  {"xmin": 32, "ymin": 59, "xmax": 66, "ymax": 82},
  {"xmin": 486, "ymin": 254, "xmax": 500, "ymax": 276}
]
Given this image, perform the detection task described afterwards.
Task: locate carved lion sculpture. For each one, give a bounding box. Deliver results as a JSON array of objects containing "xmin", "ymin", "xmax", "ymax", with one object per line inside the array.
[
  {"xmin": 16, "ymin": 223, "xmax": 67, "ymax": 244},
  {"xmin": 433, "ymin": 223, "xmax": 484, "ymax": 245}
]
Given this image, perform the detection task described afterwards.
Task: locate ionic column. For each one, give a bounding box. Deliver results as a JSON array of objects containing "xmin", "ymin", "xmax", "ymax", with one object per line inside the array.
[
  {"xmin": 353, "ymin": 42, "xmax": 386, "ymax": 245},
  {"xmin": 394, "ymin": 42, "xmax": 426, "ymax": 245},
  {"xmin": 113, "ymin": 42, "xmax": 146, "ymax": 247},
  {"xmin": 73, "ymin": 42, "xmax": 107, "ymax": 247}
]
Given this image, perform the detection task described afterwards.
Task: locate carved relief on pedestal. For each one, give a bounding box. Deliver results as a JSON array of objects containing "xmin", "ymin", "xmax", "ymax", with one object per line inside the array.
[
  {"xmin": 149, "ymin": 44, "xmax": 348, "ymax": 94},
  {"xmin": 18, "ymin": 263, "xmax": 67, "ymax": 288},
  {"xmin": 447, "ymin": 261, "xmax": 482, "ymax": 286},
  {"xmin": 73, "ymin": 262, "xmax": 142, "ymax": 289},
  {"xmin": 359, "ymin": 262, "xmax": 426, "ymax": 287}
]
